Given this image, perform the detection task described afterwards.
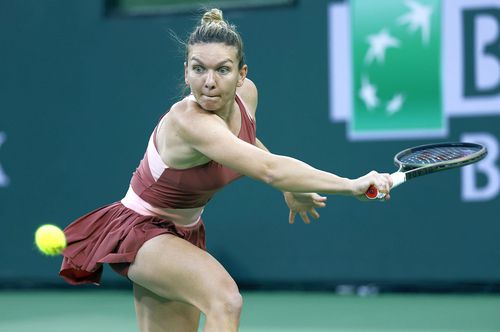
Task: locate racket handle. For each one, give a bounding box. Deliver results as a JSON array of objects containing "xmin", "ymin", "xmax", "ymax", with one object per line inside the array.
[{"xmin": 365, "ymin": 172, "xmax": 406, "ymax": 200}]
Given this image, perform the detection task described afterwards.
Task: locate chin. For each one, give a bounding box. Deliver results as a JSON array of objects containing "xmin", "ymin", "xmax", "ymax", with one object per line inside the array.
[
  {"xmin": 199, "ymin": 98, "xmax": 222, "ymax": 111},
  {"xmin": 196, "ymin": 102, "xmax": 216, "ymax": 112}
]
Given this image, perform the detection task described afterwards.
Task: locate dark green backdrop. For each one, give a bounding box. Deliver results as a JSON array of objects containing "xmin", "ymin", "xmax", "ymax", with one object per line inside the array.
[{"xmin": 1, "ymin": 0, "xmax": 499, "ymax": 287}]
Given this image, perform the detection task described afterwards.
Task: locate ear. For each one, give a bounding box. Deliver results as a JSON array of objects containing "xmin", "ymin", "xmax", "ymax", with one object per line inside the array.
[
  {"xmin": 237, "ymin": 64, "xmax": 248, "ymax": 87},
  {"xmin": 184, "ymin": 61, "xmax": 189, "ymax": 85}
]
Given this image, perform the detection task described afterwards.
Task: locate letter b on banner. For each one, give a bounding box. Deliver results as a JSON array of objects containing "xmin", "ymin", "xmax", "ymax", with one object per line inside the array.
[
  {"xmin": 463, "ymin": 8, "xmax": 500, "ymax": 97},
  {"xmin": 461, "ymin": 133, "xmax": 499, "ymax": 201}
]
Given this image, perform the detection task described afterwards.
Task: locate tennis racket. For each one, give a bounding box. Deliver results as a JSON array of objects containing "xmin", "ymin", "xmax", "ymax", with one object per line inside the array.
[{"xmin": 365, "ymin": 142, "xmax": 487, "ymax": 200}]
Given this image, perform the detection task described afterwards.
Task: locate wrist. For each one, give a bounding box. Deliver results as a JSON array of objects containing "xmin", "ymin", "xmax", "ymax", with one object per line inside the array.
[{"xmin": 344, "ymin": 178, "xmax": 357, "ymax": 196}]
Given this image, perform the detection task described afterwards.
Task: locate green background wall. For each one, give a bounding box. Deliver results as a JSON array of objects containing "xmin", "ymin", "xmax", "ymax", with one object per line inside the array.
[{"xmin": 1, "ymin": 0, "xmax": 499, "ymax": 287}]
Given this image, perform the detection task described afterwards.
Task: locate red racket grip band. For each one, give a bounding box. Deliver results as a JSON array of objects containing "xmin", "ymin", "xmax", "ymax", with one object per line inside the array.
[
  {"xmin": 365, "ymin": 185, "xmax": 384, "ymax": 200},
  {"xmin": 364, "ymin": 172, "xmax": 406, "ymax": 200}
]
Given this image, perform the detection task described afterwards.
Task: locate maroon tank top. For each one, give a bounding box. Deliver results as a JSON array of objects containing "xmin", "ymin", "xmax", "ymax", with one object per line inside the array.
[{"xmin": 129, "ymin": 95, "xmax": 256, "ymax": 209}]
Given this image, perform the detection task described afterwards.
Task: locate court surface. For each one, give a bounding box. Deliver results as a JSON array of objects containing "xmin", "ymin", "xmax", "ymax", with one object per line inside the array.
[{"xmin": 1, "ymin": 290, "xmax": 499, "ymax": 331}]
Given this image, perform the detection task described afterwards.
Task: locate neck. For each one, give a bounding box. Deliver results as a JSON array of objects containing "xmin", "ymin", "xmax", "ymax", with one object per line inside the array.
[
  {"xmin": 216, "ymin": 98, "xmax": 236, "ymax": 122},
  {"xmin": 187, "ymin": 93, "xmax": 237, "ymax": 123}
]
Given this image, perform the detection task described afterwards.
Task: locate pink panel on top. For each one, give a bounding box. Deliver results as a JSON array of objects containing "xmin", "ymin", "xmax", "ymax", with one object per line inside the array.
[
  {"xmin": 121, "ymin": 186, "xmax": 204, "ymax": 227},
  {"xmin": 146, "ymin": 133, "xmax": 167, "ymax": 181}
]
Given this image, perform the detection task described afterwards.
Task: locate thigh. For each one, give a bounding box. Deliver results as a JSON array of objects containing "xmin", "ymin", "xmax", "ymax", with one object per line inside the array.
[
  {"xmin": 127, "ymin": 234, "xmax": 238, "ymax": 314},
  {"xmin": 133, "ymin": 283, "xmax": 200, "ymax": 332}
]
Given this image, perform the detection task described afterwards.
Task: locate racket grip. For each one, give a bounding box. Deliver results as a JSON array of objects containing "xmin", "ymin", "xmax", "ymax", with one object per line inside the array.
[
  {"xmin": 365, "ymin": 185, "xmax": 385, "ymax": 200},
  {"xmin": 365, "ymin": 172, "xmax": 406, "ymax": 200}
]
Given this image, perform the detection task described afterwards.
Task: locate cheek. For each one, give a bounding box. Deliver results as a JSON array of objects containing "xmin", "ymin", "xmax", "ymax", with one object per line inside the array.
[{"xmin": 186, "ymin": 74, "xmax": 200, "ymax": 87}]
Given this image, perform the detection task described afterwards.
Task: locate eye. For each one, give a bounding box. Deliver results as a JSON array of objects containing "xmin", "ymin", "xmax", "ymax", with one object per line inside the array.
[
  {"xmin": 218, "ymin": 66, "xmax": 231, "ymax": 74},
  {"xmin": 192, "ymin": 65, "xmax": 205, "ymax": 73}
]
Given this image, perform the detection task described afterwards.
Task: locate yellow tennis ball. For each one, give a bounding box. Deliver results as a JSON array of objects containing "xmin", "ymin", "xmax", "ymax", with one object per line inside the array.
[{"xmin": 34, "ymin": 224, "xmax": 67, "ymax": 256}]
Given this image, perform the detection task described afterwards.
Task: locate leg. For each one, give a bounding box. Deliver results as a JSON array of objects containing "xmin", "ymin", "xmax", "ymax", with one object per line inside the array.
[
  {"xmin": 128, "ymin": 234, "xmax": 242, "ymax": 332},
  {"xmin": 133, "ymin": 283, "xmax": 200, "ymax": 332}
]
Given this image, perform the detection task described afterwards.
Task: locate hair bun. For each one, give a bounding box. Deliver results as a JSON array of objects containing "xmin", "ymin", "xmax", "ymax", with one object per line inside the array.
[
  {"xmin": 201, "ymin": 8, "xmax": 225, "ymax": 26},
  {"xmin": 187, "ymin": 8, "xmax": 245, "ymax": 70}
]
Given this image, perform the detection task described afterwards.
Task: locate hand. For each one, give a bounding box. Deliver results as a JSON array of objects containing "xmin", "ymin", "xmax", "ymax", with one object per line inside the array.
[
  {"xmin": 284, "ymin": 192, "xmax": 327, "ymax": 224},
  {"xmin": 351, "ymin": 171, "xmax": 393, "ymax": 201}
]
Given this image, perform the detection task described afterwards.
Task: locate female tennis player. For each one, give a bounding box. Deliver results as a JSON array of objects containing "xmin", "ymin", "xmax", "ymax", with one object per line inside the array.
[{"xmin": 60, "ymin": 8, "xmax": 392, "ymax": 332}]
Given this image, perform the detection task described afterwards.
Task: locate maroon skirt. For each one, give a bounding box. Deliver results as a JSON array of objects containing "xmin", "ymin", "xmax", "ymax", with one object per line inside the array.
[{"xmin": 59, "ymin": 202, "xmax": 206, "ymax": 285}]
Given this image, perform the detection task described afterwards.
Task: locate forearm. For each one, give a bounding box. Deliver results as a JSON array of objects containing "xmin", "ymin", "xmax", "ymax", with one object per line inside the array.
[
  {"xmin": 255, "ymin": 138, "xmax": 353, "ymax": 195},
  {"xmin": 267, "ymin": 155, "xmax": 354, "ymax": 195}
]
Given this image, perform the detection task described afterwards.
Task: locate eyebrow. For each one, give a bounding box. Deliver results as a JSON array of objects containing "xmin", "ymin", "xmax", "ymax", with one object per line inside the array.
[{"xmin": 190, "ymin": 57, "xmax": 233, "ymax": 67}]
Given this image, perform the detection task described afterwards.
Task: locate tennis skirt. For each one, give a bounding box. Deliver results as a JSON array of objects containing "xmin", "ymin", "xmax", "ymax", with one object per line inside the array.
[{"xmin": 59, "ymin": 202, "xmax": 206, "ymax": 285}]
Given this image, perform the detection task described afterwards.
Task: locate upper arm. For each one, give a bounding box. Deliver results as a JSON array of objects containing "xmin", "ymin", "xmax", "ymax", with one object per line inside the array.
[{"xmin": 178, "ymin": 109, "xmax": 275, "ymax": 182}]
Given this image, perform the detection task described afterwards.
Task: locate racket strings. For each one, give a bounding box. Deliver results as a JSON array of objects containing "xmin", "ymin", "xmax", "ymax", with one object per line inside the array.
[{"xmin": 400, "ymin": 147, "xmax": 479, "ymax": 165}]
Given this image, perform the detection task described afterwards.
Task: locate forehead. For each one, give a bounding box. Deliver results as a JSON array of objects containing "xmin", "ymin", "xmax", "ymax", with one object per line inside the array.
[{"xmin": 187, "ymin": 43, "xmax": 238, "ymax": 63}]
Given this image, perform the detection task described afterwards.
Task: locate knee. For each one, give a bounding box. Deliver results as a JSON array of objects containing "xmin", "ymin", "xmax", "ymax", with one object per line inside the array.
[
  {"xmin": 223, "ymin": 289, "xmax": 243, "ymax": 316},
  {"xmin": 208, "ymin": 283, "xmax": 243, "ymax": 319}
]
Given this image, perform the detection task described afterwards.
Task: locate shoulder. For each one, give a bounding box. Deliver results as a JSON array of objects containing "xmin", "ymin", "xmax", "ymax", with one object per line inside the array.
[
  {"xmin": 236, "ymin": 78, "xmax": 258, "ymax": 118},
  {"xmin": 237, "ymin": 78, "xmax": 258, "ymax": 102},
  {"xmin": 237, "ymin": 78, "xmax": 258, "ymax": 105},
  {"xmin": 167, "ymin": 97, "xmax": 226, "ymax": 142}
]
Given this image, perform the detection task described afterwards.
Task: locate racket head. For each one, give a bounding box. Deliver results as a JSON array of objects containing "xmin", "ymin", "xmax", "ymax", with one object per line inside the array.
[{"xmin": 394, "ymin": 142, "xmax": 487, "ymax": 173}]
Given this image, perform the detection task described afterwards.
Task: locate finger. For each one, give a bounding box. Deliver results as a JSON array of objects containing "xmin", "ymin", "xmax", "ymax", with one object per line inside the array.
[
  {"xmin": 384, "ymin": 173, "xmax": 393, "ymax": 189},
  {"xmin": 309, "ymin": 208, "xmax": 320, "ymax": 219},
  {"xmin": 312, "ymin": 194, "xmax": 327, "ymax": 207},
  {"xmin": 314, "ymin": 201, "xmax": 327, "ymax": 208},
  {"xmin": 299, "ymin": 211, "xmax": 311, "ymax": 224},
  {"xmin": 289, "ymin": 210, "xmax": 296, "ymax": 224},
  {"xmin": 373, "ymin": 174, "xmax": 391, "ymax": 195},
  {"xmin": 377, "ymin": 175, "xmax": 390, "ymax": 193},
  {"xmin": 312, "ymin": 193, "xmax": 327, "ymax": 201}
]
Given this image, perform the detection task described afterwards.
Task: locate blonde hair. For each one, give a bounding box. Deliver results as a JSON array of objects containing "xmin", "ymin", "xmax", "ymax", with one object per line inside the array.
[{"xmin": 186, "ymin": 8, "xmax": 245, "ymax": 69}]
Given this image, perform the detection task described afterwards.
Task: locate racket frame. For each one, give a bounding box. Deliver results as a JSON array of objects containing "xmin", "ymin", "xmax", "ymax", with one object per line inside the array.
[{"xmin": 366, "ymin": 142, "xmax": 487, "ymax": 200}]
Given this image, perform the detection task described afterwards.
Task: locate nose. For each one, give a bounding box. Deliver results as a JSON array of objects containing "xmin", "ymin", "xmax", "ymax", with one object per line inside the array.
[{"xmin": 204, "ymin": 71, "xmax": 216, "ymax": 90}]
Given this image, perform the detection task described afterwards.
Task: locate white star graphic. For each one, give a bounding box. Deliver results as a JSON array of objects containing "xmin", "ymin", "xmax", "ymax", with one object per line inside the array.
[
  {"xmin": 365, "ymin": 29, "xmax": 400, "ymax": 65},
  {"xmin": 359, "ymin": 76, "xmax": 379, "ymax": 110},
  {"xmin": 398, "ymin": 0, "xmax": 433, "ymax": 45},
  {"xmin": 386, "ymin": 93, "xmax": 405, "ymax": 115},
  {"xmin": 0, "ymin": 132, "xmax": 9, "ymax": 187}
]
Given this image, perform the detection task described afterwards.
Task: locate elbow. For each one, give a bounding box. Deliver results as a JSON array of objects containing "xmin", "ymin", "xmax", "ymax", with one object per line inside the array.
[
  {"xmin": 247, "ymin": 153, "xmax": 286, "ymax": 188},
  {"xmin": 258, "ymin": 160, "xmax": 281, "ymax": 187},
  {"xmin": 260, "ymin": 170, "xmax": 276, "ymax": 186}
]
